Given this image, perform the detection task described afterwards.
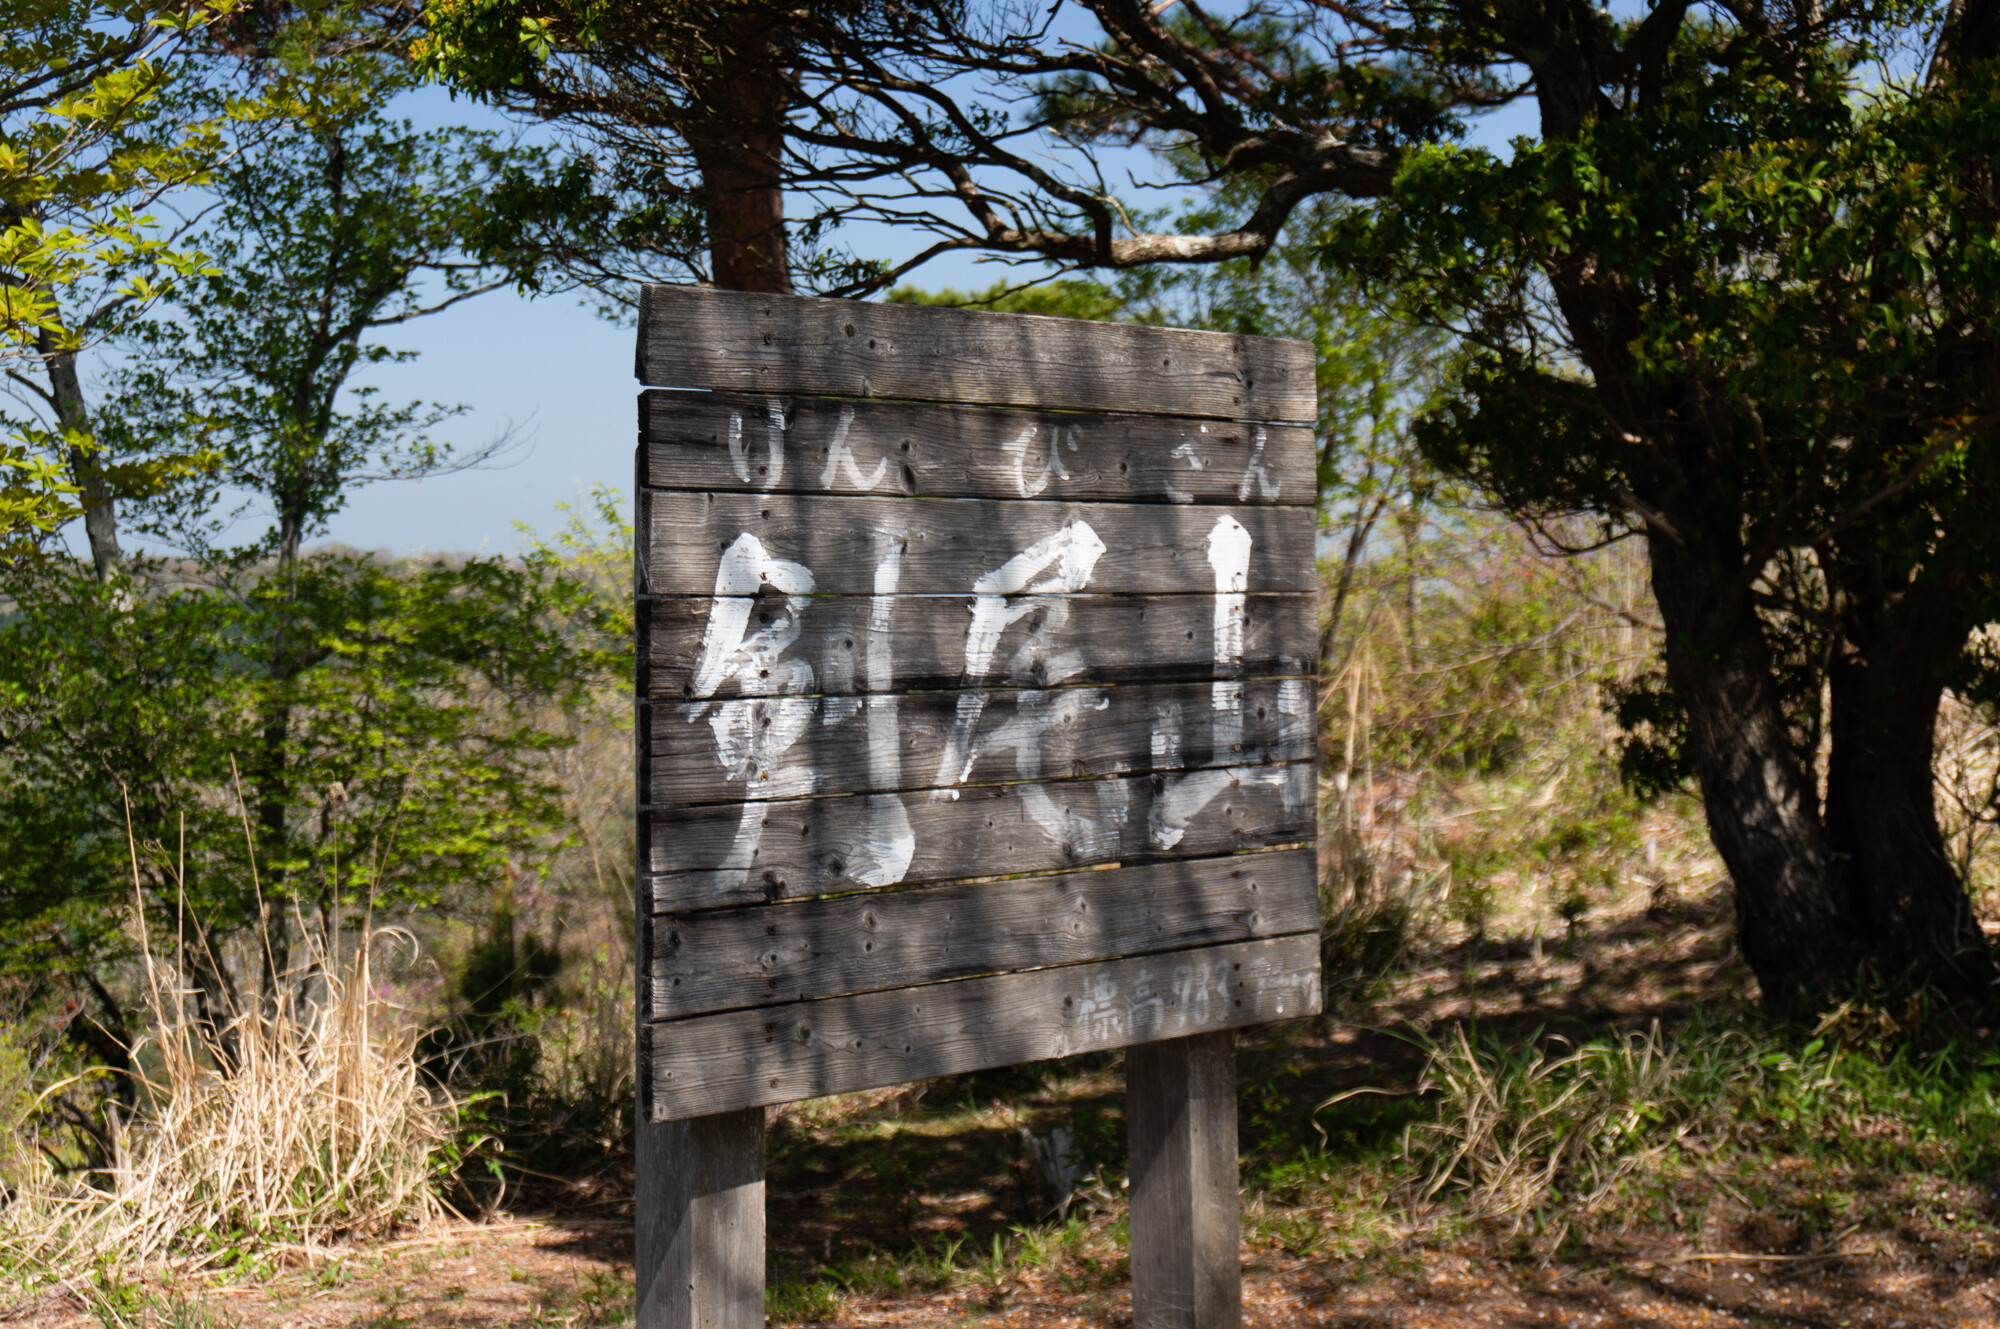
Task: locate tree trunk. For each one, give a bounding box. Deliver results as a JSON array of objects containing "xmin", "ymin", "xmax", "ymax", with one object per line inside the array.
[
  {"xmin": 1646, "ymin": 523, "xmax": 1865, "ymax": 1012},
  {"xmin": 1825, "ymin": 576, "xmax": 1992, "ymax": 1000},
  {"xmin": 252, "ymin": 503, "xmax": 308, "ymax": 948},
  {"xmin": 1318, "ymin": 487, "xmax": 1387, "ymax": 672},
  {"xmin": 685, "ymin": 28, "xmax": 793, "ymax": 294},
  {"xmin": 37, "ymin": 327, "xmax": 121, "ymax": 581},
  {"xmin": 1396, "ymin": 503, "xmax": 1420, "ymax": 666}
]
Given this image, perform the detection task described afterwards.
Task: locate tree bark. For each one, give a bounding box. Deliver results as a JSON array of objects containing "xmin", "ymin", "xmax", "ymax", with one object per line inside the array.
[
  {"xmin": 1825, "ymin": 574, "xmax": 1992, "ymax": 999},
  {"xmin": 685, "ymin": 29, "xmax": 792, "ymax": 294},
  {"xmin": 37, "ymin": 326, "xmax": 121, "ymax": 581},
  {"xmin": 1646, "ymin": 521, "xmax": 1865, "ymax": 1012}
]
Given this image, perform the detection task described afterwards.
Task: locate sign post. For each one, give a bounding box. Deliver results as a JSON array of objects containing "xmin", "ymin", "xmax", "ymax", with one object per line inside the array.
[{"xmin": 633, "ymin": 286, "xmax": 1321, "ymax": 1328}]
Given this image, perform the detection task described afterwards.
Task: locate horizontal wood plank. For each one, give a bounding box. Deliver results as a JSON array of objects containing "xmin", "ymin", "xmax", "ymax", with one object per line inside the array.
[
  {"xmin": 648, "ymin": 676, "xmax": 1316, "ymax": 807},
  {"xmin": 636, "ymin": 286, "xmax": 1316, "ymax": 423},
  {"xmin": 644, "ymin": 763, "xmax": 1315, "ymax": 912},
  {"xmin": 642, "ymin": 933, "xmax": 1322, "ymax": 1120},
  {"xmin": 641, "ymin": 493, "xmax": 1315, "ymax": 596},
  {"xmin": 650, "ymin": 848, "xmax": 1316, "ymax": 1020},
  {"xmin": 643, "ymin": 593, "xmax": 1313, "ymax": 701},
  {"xmin": 641, "ymin": 390, "xmax": 1313, "ymax": 505}
]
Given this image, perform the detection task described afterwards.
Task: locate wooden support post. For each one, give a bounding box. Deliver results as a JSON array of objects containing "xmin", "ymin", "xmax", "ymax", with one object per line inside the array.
[
  {"xmin": 635, "ymin": 1107, "xmax": 765, "ymax": 1329},
  {"xmin": 1126, "ymin": 1030, "xmax": 1241, "ymax": 1329}
]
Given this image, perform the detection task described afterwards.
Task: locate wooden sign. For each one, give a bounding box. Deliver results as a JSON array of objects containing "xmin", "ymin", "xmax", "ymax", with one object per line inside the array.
[{"xmin": 633, "ymin": 286, "xmax": 1321, "ymax": 1329}]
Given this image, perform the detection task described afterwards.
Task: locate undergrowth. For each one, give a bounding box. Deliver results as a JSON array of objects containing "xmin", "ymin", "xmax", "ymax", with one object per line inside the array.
[
  {"xmin": 0, "ymin": 901, "xmax": 455, "ymax": 1279},
  {"xmin": 1398, "ymin": 1015, "xmax": 2000, "ymax": 1246}
]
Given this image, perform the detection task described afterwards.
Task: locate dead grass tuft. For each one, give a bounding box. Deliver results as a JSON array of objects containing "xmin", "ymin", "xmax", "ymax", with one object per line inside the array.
[{"xmin": 0, "ymin": 913, "xmax": 455, "ymax": 1276}]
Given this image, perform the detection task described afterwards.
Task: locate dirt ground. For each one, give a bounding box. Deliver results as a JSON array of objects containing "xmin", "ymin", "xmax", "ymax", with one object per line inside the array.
[
  {"xmin": 6, "ymin": 874, "xmax": 1999, "ymax": 1329},
  {"xmin": 8, "ymin": 1214, "xmax": 1997, "ymax": 1329}
]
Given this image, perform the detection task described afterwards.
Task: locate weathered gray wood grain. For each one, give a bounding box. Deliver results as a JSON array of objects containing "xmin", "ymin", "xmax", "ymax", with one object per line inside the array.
[
  {"xmin": 1128, "ymin": 1031, "xmax": 1240, "ymax": 1329},
  {"xmin": 641, "ymin": 390, "xmax": 1313, "ymax": 505},
  {"xmin": 647, "ymin": 676, "xmax": 1316, "ymax": 806},
  {"xmin": 651, "ymin": 848, "xmax": 1315, "ymax": 1019},
  {"xmin": 641, "ymin": 933, "xmax": 1321, "ymax": 1120},
  {"xmin": 644, "ymin": 763, "xmax": 1315, "ymax": 912},
  {"xmin": 642, "ymin": 593, "xmax": 1314, "ymax": 700},
  {"xmin": 636, "ymin": 286, "xmax": 1316, "ymax": 423},
  {"xmin": 641, "ymin": 492, "xmax": 1315, "ymax": 596},
  {"xmin": 635, "ymin": 1108, "xmax": 765, "ymax": 1329}
]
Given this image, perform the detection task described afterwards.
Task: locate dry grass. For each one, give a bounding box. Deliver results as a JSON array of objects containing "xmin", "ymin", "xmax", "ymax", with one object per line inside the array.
[
  {"xmin": 0, "ymin": 911, "xmax": 455, "ymax": 1277},
  {"xmin": 1404, "ymin": 1022, "xmax": 1750, "ymax": 1235}
]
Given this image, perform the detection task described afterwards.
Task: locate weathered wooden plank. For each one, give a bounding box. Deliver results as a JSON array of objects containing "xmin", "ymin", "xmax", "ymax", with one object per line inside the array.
[
  {"xmin": 647, "ymin": 676, "xmax": 1316, "ymax": 807},
  {"xmin": 1128, "ymin": 1032, "xmax": 1240, "ymax": 1329},
  {"xmin": 650, "ymin": 848, "xmax": 1315, "ymax": 1019},
  {"xmin": 641, "ymin": 390, "xmax": 1313, "ymax": 505},
  {"xmin": 643, "ymin": 593, "xmax": 1314, "ymax": 701},
  {"xmin": 636, "ymin": 286, "xmax": 1317, "ymax": 423},
  {"xmin": 644, "ymin": 764, "xmax": 1314, "ymax": 912},
  {"xmin": 634, "ymin": 1109, "xmax": 764, "ymax": 1329},
  {"xmin": 640, "ymin": 492, "xmax": 1315, "ymax": 597},
  {"xmin": 641, "ymin": 933, "xmax": 1321, "ymax": 1120}
]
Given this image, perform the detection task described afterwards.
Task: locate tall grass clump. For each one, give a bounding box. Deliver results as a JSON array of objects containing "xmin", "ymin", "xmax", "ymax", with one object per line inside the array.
[
  {"xmin": 1405, "ymin": 1022, "xmax": 1750, "ymax": 1233},
  {"xmin": 0, "ymin": 908, "xmax": 455, "ymax": 1274}
]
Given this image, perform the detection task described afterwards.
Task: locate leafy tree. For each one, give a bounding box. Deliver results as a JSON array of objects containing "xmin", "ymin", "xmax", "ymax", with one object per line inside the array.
[
  {"xmin": 102, "ymin": 58, "xmax": 548, "ymax": 563},
  {"xmin": 752, "ymin": 1, "xmax": 2000, "ymax": 1014},
  {"xmin": 0, "ymin": 553, "xmax": 610, "ymax": 1047},
  {"xmin": 1322, "ymin": 9, "xmax": 2000, "ymax": 1010},
  {"xmin": 94, "ymin": 48, "xmax": 606, "ymax": 920},
  {"xmin": 0, "ymin": 0, "xmax": 246, "ymax": 571},
  {"xmin": 0, "ymin": 48, "xmax": 618, "ymax": 1079}
]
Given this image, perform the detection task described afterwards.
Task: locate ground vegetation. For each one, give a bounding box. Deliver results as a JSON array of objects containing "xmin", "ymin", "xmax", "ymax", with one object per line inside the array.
[{"xmin": 0, "ymin": 25, "xmax": 622, "ymax": 1219}]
